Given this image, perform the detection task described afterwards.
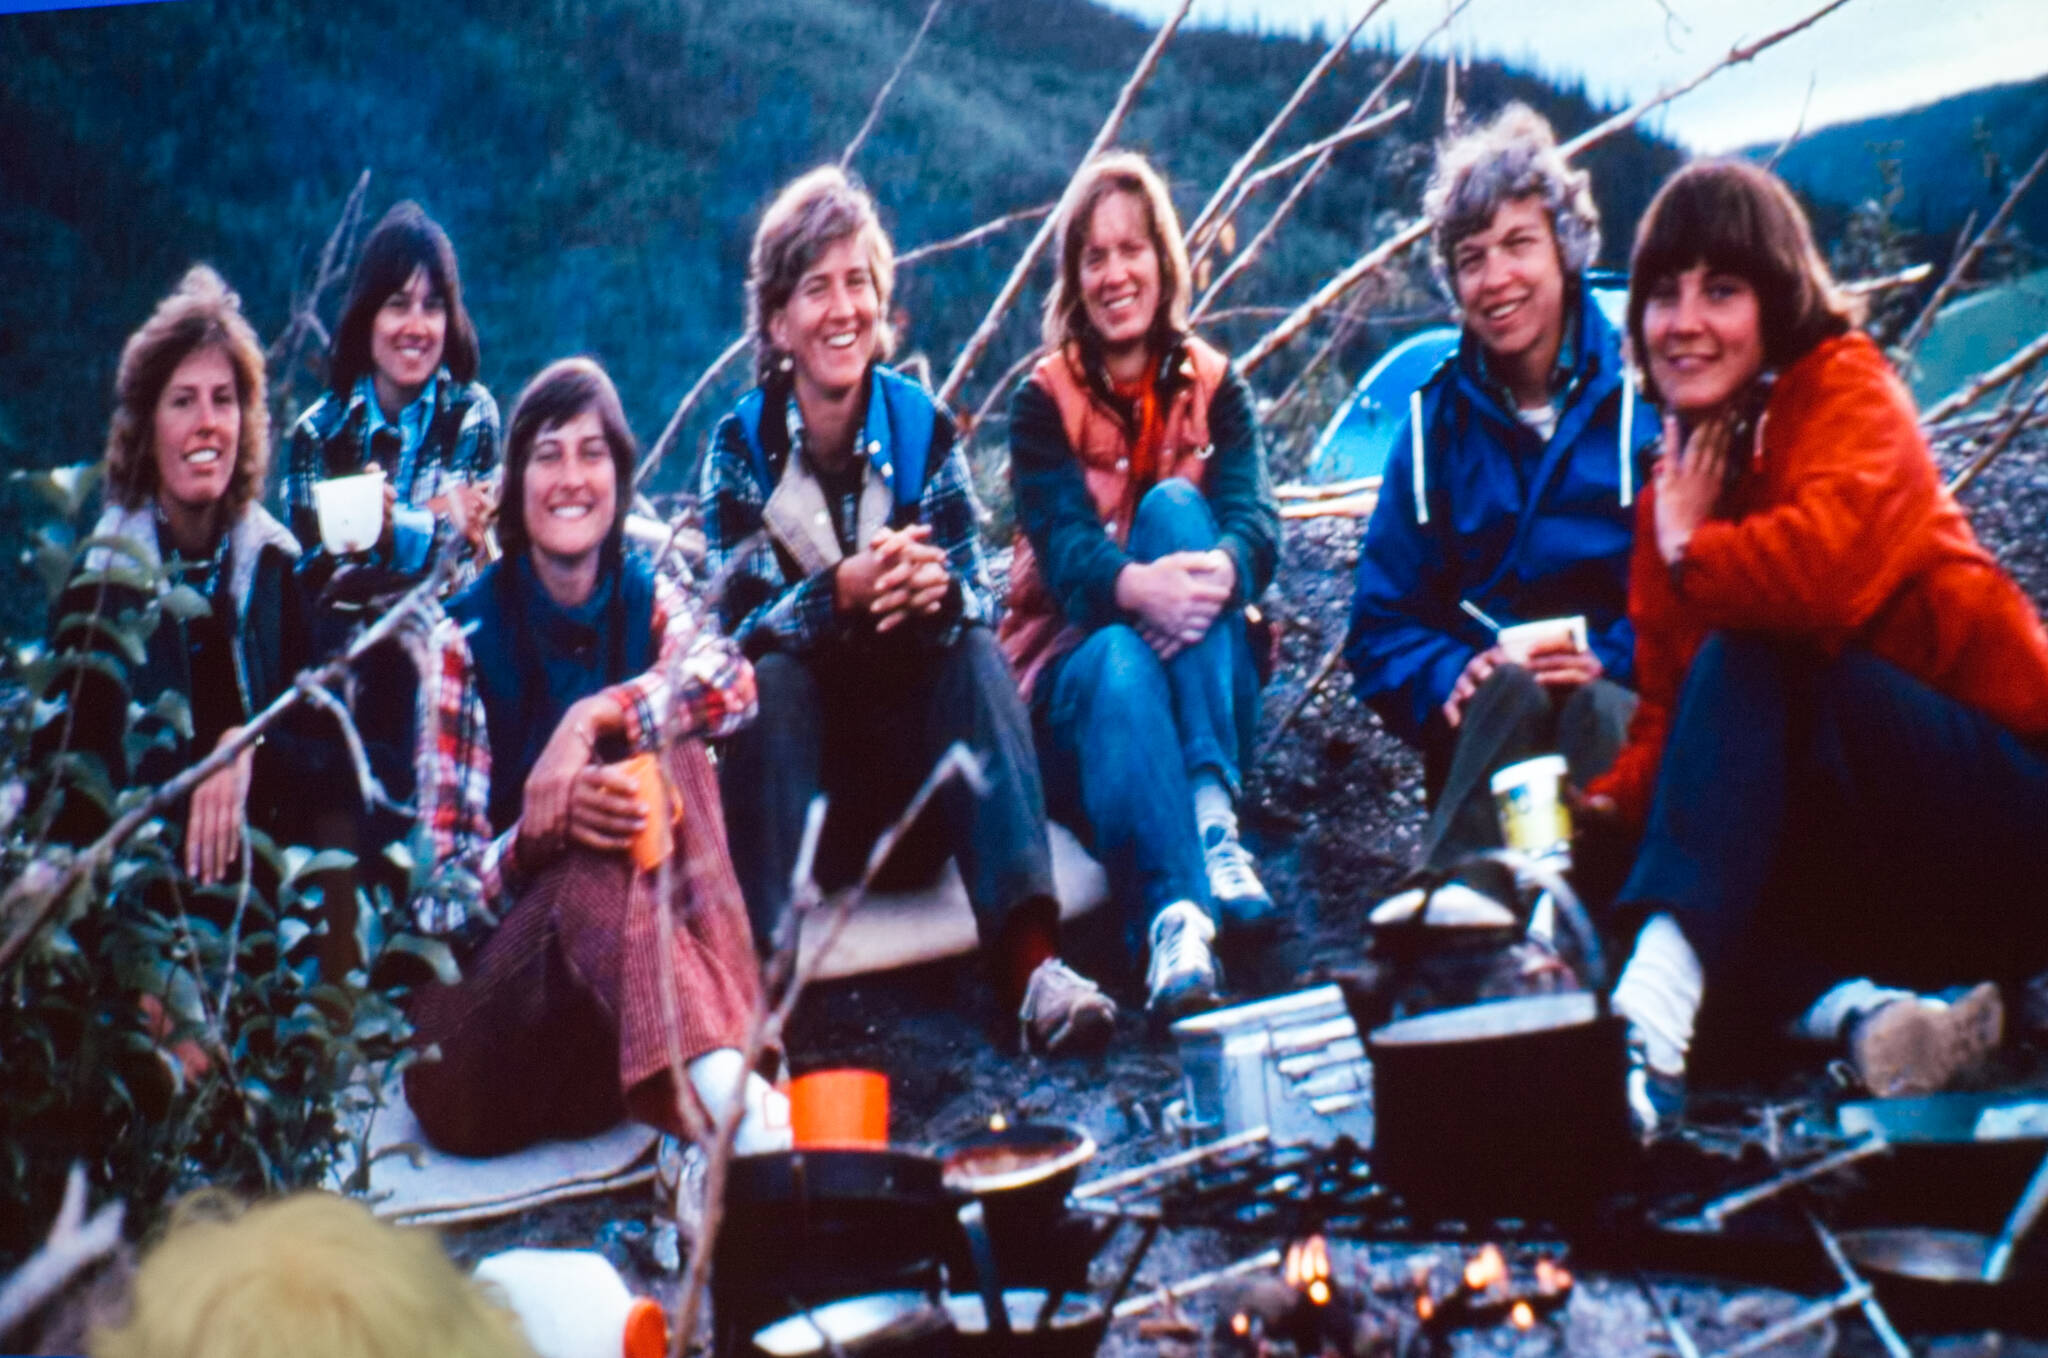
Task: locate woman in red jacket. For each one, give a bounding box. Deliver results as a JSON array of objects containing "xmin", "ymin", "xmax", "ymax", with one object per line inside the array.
[{"xmin": 1591, "ymin": 160, "xmax": 2048, "ymax": 1109}]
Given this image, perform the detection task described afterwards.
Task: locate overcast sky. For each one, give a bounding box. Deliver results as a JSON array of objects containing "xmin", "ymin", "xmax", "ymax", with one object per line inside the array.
[{"xmin": 1098, "ymin": 0, "xmax": 2048, "ymax": 152}]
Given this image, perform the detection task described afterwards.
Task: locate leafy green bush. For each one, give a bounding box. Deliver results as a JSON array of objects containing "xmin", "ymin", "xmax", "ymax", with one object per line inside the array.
[{"xmin": 0, "ymin": 471, "xmax": 448, "ymax": 1261}]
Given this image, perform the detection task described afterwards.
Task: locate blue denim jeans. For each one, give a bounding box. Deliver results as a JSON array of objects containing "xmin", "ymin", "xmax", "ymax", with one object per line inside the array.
[
  {"xmin": 1618, "ymin": 633, "xmax": 2048, "ymax": 1056},
  {"xmin": 1035, "ymin": 481, "xmax": 1261, "ymax": 953}
]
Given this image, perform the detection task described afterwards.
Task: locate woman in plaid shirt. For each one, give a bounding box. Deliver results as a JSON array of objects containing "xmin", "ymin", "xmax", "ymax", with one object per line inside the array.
[{"xmin": 401, "ymin": 357, "xmax": 783, "ymax": 1157}]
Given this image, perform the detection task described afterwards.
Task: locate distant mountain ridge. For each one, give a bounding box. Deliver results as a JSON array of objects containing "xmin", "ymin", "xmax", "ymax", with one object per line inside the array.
[{"xmin": 1744, "ymin": 75, "xmax": 2048, "ymax": 244}]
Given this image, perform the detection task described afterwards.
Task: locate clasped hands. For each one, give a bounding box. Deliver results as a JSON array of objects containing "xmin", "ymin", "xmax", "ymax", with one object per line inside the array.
[
  {"xmin": 1653, "ymin": 410, "xmax": 1731, "ymax": 568},
  {"xmin": 1116, "ymin": 549, "xmax": 1236, "ymax": 661},
  {"xmin": 834, "ymin": 524, "xmax": 951, "ymax": 632}
]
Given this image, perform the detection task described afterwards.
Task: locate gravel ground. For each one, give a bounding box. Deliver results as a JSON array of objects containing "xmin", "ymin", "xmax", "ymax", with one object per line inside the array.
[{"xmin": 414, "ymin": 426, "xmax": 2048, "ymax": 1355}]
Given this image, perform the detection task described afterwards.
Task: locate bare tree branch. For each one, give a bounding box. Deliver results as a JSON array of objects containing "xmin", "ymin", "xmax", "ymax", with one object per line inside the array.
[
  {"xmin": 267, "ymin": 170, "xmax": 372, "ymax": 410},
  {"xmin": 1841, "ymin": 262, "xmax": 1933, "ymax": 297},
  {"xmin": 965, "ymin": 345, "xmax": 1047, "ymax": 440},
  {"xmin": 1897, "ymin": 139, "xmax": 2048, "ymax": 358},
  {"xmin": 635, "ymin": 334, "xmax": 750, "ymax": 489},
  {"xmin": 840, "ymin": 0, "xmax": 948, "ymax": 169},
  {"xmin": 1947, "ymin": 374, "xmax": 2048, "ymax": 497},
  {"xmin": 1241, "ymin": 0, "xmax": 1860, "ymax": 374},
  {"xmin": 1923, "ymin": 327, "xmax": 2048, "ymax": 424},
  {"xmin": 896, "ymin": 202, "xmax": 1056, "ymax": 267},
  {"xmin": 936, "ymin": 0, "xmax": 1196, "ymax": 409},
  {"xmin": 1763, "ymin": 74, "xmax": 1817, "ymax": 172},
  {"xmin": 1192, "ymin": 1, "xmax": 1468, "ymax": 323},
  {"xmin": 1557, "ymin": 0, "xmax": 1857, "ymax": 159},
  {"xmin": 1192, "ymin": 98, "xmax": 1416, "ymax": 320},
  {"xmin": 0, "ymin": 1165, "xmax": 125, "ymax": 1338},
  {"xmin": 0, "ymin": 559, "xmax": 455, "ymax": 975},
  {"xmin": 1186, "ymin": 0, "xmax": 1393, "ymax": 257}
]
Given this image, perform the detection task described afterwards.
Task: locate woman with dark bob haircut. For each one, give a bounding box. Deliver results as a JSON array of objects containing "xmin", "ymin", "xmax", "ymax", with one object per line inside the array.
[
  {"xmin": 283, "ymin": 200, "xmax": 499, "ymax": 593},
  {"xmin": 1585, "ymin": 159, "xmax": 2048, "ymax": 1121},
  {"xmin": 36, "ymin": 266, "xmax": 346, "ymax": 884},
  {"xmin": 401, "ymin": 357, "xmax": 784, "ymax": 1158}
]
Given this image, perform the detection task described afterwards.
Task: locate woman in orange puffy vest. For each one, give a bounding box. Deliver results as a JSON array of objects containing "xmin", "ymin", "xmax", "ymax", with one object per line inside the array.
[
  {"xmin": 1000, "ymin": 152, "xmax": 1281, "ymax": 1021},
  {"xmin": 1589, "ymin": 160, "xmax": 2048, "ymax": 1119}
]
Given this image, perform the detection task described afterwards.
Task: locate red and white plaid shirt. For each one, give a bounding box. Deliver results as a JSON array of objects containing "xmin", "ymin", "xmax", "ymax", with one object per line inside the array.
[{"xmin": 412, "ymin": 569, "xmax": 756, "ymax": 937}]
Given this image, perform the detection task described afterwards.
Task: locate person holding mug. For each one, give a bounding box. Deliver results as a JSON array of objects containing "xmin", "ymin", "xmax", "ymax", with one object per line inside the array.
[{"xmin": 402, "ymin": 357, "xmax": 781, "ymax": 1157}]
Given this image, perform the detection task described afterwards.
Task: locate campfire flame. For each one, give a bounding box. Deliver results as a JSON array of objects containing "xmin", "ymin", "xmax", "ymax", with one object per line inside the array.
[
  {"xmin": 1510, "ymin": 1300, "xmax": 1536, "ymax": 1330},
  {"xmin": 1463, "ymin": 1244, "xmax": 1506, "ymax": 1293},
  {"xmin": 1229, "ymin": 1311, "xmax": 1250, "ymax": 1337},
  {"xmin": 1415, "ymin": 1294, "xmax": 1435, "ymax": 1322},
  {"xmin": 1284, "ymin": 1235, "xmax": 1332, "ymax": 1299},
  {"xmin": 1535, "ymin": 1257, "xmax": 1572, "ymax": 1294},
  {"xmin": 988, "ymin": 1111, "xmax": 1008, "ymax": 1131}
]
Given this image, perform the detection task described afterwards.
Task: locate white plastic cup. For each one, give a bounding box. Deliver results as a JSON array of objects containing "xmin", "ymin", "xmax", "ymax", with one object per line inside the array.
[
  {"xmin": 312, "ymin": 469, "xmax": 387, "ymax": 556},
  {"xmin": 473, "ymin": 1248, "xmax": 668, "ymax": 1358},
  {"xmin": 1490, "ymin": 754, "xmax": 1572, "ymax": 865},
  {"xmin": 1496, "ymin": 615, "xmax": 1589, "ymax": 665}
]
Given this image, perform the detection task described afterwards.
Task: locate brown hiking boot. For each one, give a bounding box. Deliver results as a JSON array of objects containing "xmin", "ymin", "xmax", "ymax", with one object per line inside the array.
[
  {"xmin": 1849, "ymin": 982, "xmax": 2004, "ymax": 1098},
  {"xmin": 1018, "ymin": 958, "xmax": 1118, "ymax": 1055}
]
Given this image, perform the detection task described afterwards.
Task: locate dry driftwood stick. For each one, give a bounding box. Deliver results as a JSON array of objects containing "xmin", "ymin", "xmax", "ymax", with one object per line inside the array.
[
  {"xmin": 840, "ymin": 0, "xmax": 948, "ymax": 169},
  {"xmin": 0, "ymin": 560, "xmax": 453, "ymax": 976},
  {"xmin": 1194, "ymin": 103, "xmax": 1416, "ymax": 322},
  {"xmin": 1241, "ymin": 0, "xmax": 1859, "ymax": 374},
  {"xmin": 1841, "ymin": 262, "xmax": 1932, "ymax": 297},
  {"xmin": 266, "ymin": 169, "xmax": 372, "ymax": 410},
  {"xmin": 1947, "ymin": 373, "xmax": 2048, "ymax": 497},
  {"xmin": 1557, "ymin": 0, "xmax": 1858, "ymax": 159},
  {"xmin": 1923, "ymin": 327, "xmax": 2048, "ymax": 424},
  {"xmin": 1763, "ymin": 73, "xmax": 1817, "ymax": 172},
  {"xmin": 668, "ymin": 747, "xmax": 986, "ymax": 1353},
  {"xmin": 0, "ymin": 1164, "xmax": 126, "ymax": 1338},
  {"xmin": 1897, "ymin": 139, "xmax": 2048, "ymax": 357},
  {"xmin": 1193, "ymin": 0, "xmax": 1464, "ymax": 321},
  {"xmin": 966, "ymin": 345, "xmax": 1047, "ymax": 438},
  {"xmin": 635, "ymin": 333, "xmax": 750, "ymax": 489},
  {"xmin": 1186, "ymin": 0, "xmax": 1392, "ymax": 257},
  {"xmin": 896, "ymin": 201, "xmax": 1056, "ymax": 267},
  {"xmin": 936, "ymin": 0, "xmax": 1195, "ymax": 409}
]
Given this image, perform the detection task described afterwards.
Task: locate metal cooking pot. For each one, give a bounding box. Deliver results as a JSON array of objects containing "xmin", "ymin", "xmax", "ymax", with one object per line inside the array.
[
  {"xmin": 1349, "ymin": 868, "xmax": 1631, "ymax": 1220},
  {"xmin": 715, "ymin": 1150, "xmax": 954, "ymax": 1357},
  {"xmin": 1835, "ymin": 1145, "xmax": 2048, "ymax": 1334},
  {"xmin": 934, "ymin": 1123, "xmax": 1101, "ymax": 1296},
  {"xmin": 750, "ymin": 1292, "xmax": 955, "ymax": 1357},
  {"xmin": 942, "ymin": 1291, "xmax": 1108, "ymax": 1358}
]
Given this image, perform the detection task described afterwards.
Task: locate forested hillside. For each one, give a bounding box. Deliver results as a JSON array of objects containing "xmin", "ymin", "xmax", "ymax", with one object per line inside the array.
[
  {"xmin": 0, "ymin": 0, "xmax": 1678, "ymax": 509},
  {"xmin": 1756, "ymin": 75, "xmax": 2048, "ymax": 245}
]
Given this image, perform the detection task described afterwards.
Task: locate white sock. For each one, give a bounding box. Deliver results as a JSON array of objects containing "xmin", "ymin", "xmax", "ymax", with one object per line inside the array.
[
  {"xmin": 1611, "ymin": 914, "xmax": 1704, "ymax": 1079},
  {"xmin": 686, "ymin": 1048, "xmax": 791, "ymax": 1154},
  {"xmin": 1192, "ymin": 773, "xmax": 1236, "ymax": 844},
  {"xmin": 1794, "ymin": 979, "xmax": 1918, "ymax": 1044}
]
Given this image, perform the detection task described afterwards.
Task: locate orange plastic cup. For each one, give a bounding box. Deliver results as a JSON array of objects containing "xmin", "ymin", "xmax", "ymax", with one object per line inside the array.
[
  {"xmin": 617, "ymin": 753, "xmax": 677, "ymax": 872},
  {"xmin": 789, "ymin": 1069, "xmax": 890, "ymax": 1148}
]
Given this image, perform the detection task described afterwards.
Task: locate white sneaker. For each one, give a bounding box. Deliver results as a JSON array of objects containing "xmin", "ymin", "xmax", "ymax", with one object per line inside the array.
[
  {"xmin": 1203, "ymin": 826, "xmax": 1280, "ymax": 933},
  {"xmin": 1146, "ymin": 901, "xmax": 1222, "ymax": 1021}
]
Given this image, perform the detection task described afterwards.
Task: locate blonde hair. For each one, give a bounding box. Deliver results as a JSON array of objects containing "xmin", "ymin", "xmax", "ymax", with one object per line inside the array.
[
  {"xmin": 746, "ymin": 165, "xmax": 897, "ymax": 385},
  {"xmin": 104, "ymin": 264, "xmax": 271, "ymax": 519},
  {"xmin": 91, "ymin": 1193, "xmax": 535, "ymax": 1358},
  {"xmin": 1042, "ymin": 151, "xmax": 1193, "ymax": 355}
]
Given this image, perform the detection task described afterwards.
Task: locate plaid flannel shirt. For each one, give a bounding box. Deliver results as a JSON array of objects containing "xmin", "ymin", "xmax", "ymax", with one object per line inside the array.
[
  {"xmin": 700, "ymin": 378, "xmax": 992, "ymax": 654},
  {"xmin": 283, "ymin": 371, "xmax": 501, "ymax": 590},
  {"xmin": 411, "ymin": 568, "xmax": 756, "ymax": 937}
]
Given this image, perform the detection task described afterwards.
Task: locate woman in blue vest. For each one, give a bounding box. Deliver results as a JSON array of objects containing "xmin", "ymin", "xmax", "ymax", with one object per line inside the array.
[
  {"xmin": 402, "ymin": 358, "xmax": 781, "ymax": 1156},
  {"xmin": 702, "ymin": 166, "xmax": 1116, "ymax": 1055}
]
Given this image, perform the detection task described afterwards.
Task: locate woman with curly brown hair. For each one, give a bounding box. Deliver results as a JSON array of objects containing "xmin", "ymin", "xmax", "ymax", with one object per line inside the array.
[{"xmin": 37, "ymin": 265, "xmax": 339, "ymax": 885}]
